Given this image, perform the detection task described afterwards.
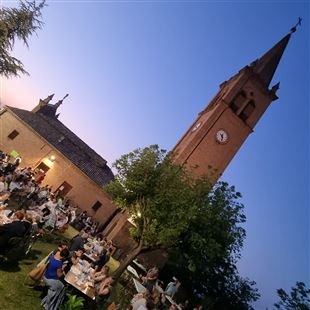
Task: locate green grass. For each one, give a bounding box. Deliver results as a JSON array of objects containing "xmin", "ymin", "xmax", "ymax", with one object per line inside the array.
[
  {"xmin": 0, "ymin": 238, "xmax": 60, "ymax": 310},
  {"xmin": 0, "ymin": 229, "xmax": 130, "ymax": 310}
]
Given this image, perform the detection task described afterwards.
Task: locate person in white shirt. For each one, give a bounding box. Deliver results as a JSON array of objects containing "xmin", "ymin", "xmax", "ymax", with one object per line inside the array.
[
  {"xmin": 131, "ymin": 291, "xmax": 150, "ymax": 310},
  {"xmin": 0, "ymin": 175, "xmax": 8, "ymax": 193},
  {"xmin": 9, "ymin": 178, "xmax": 21, "ymax": 192},
  {"xmin": 165, "ymin": 277, "xmax": 180, "ymax": 298}
]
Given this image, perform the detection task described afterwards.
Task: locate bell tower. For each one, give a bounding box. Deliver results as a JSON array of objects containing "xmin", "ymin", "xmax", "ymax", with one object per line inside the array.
[{"xmin": 173, "ymin": 29, "xmax": 296, "ymax": 182}]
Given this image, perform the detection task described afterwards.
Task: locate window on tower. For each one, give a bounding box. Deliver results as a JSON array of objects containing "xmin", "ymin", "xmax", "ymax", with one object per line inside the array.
[
  {"xmin": 230, "ymin": 91, "xmax": 247, "ymax": 113},
  {"xmin": 240, "ymin": 100, "xmax": 255, "ymax": 122}
]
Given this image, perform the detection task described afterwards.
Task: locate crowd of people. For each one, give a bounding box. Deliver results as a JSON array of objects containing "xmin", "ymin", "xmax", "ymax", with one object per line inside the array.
[
  {"xmin": 0, "ymin": 150, "xmax": 102, "ymax": 252},
  {"xmin": 128, "ymin": 266, "xmax": 188, "ymax": 310},
  {"xmin": 42, "ymin": 234, "xmax": 115, "ymax": 310},
  {"xmin": 0, "ymin": 151, "xmax": 202, "ymax": 309}
]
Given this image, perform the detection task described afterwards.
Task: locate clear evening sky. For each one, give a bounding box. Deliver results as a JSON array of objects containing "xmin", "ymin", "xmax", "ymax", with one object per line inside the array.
[{"xmin": 0, "ymin": 1, "xmax": 308, "ymax": 309}]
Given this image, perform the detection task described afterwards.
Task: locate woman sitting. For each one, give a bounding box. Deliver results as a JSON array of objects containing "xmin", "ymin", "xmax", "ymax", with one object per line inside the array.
[
  {"xmin": 95, "ymin": 276, "xmax": 114, "ymax": 309},
  {"xmin": 63, "ymin": 248, "xmax": 85, "ymax": 274},
  {"xmin": 41, "ymin": 248, "xmax": 69, "ymax": 310},
  {"xmin": 96, "ymin": 276, "xmax": 114, "ymax": 297},
  {"xmin": 130, "ymin": 290, "xmax": 151, "ymax": 310},
  {"xmin": 93, "ymin": 265, "xmax": 110, "ymax": 285}
]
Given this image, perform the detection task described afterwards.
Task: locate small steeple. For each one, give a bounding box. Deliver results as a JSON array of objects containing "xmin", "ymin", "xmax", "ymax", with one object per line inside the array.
[
  {"xmin": 251, "ymin": 19, "xmax": 301, "ymax": 87},
  {"xmin": 32, "ymin": 93, "xmax": 54, "ymax": 113},
  {"xmin": 54, "ymin": 94, "xmax": 69, "ymax": 109},
  {"xmin": 32, "ymin": 93, "xmax": 68, "ymax": 118},
  {"xmin": 43, "ymin": 94, "xmax": 55, "ymax": 104}
]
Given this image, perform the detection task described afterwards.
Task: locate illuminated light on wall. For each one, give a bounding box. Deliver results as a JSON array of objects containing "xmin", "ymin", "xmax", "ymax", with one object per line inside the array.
[{"xmin": 43, "ymin": 157, "xmax": 54, "ymax": 168}]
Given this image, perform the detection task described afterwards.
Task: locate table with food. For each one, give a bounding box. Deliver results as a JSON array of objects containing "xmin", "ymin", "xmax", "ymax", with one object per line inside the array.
[{"xmin": 64, "ymin": 259, "xmax": 96, "ymax": 300}]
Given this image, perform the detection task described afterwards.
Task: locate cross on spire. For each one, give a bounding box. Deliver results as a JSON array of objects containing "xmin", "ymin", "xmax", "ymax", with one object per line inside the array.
[
  {"xmin": 290, "ymin": 17, "xmax": 302, "ymax": 34},
  {"xmin": 250, "ymin": 19, "xmax": 302, "ymax": 88}
]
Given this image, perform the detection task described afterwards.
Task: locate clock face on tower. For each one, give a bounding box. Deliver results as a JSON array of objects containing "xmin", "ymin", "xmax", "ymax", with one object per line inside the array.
[{"xmin": 216, "ymin": 129, "xmax": 229, "ymax": 144}]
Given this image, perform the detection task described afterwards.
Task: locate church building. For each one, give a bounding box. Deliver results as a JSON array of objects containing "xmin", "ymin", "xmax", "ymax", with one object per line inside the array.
[{"xmin": 0, "ymin": 95, "xmax": 118, "ymax": 225}]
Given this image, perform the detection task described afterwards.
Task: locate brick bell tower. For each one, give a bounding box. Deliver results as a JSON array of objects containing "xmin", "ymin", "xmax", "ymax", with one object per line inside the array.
[{"xmin": 173, "ymin": 27, "xmax": 298, "ymax": 182}]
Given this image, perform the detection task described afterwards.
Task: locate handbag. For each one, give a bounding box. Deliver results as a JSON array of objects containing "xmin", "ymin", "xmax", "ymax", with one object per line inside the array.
[
  {"xmin": 28, "ymin": 263, "xmax": 48, "ymax": 281},
  {"xmin": 28, "ymin": 251, "xmax": 53, "ymax": 281}
]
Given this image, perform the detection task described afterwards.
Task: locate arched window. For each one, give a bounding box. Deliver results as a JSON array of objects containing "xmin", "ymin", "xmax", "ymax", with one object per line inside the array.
[
  {"xmin": 240, "ymin": 100, "xmax": 255, "ymax": 122},
  {"xmin": 230, "ymin": 91, "xmax": 246, "ymax": 113}
]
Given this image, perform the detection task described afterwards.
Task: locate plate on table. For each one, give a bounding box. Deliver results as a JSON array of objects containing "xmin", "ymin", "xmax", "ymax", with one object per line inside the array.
[
  {"xmin": 76, "ymin": 280, "xmax": 86, "ymax": 288},
  {"xmin": 71, "ymin": 266, "xmax": 80, "ymax": 275}
]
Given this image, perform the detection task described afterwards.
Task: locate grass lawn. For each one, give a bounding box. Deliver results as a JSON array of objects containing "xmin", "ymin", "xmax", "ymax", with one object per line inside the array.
[
  {"xmin": 0, "ymin": 238, "xmax": 59, "ymax": 310},
  {"xmin": 0, "ymin": 227, "xmax": 131, "ymax": 309}
]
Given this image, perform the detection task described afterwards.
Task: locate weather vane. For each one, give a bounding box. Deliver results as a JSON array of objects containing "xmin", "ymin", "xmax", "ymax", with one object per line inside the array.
[{"xmin": 290, "ymin": 17, "xmax": 302, "ymax": 33}]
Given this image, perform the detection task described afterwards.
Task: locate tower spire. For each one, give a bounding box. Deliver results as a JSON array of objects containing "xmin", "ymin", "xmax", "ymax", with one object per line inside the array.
[
  {"xmin": 54, "ymin": 94, "xmax": 69, "ymax": 109},
  {"xmin": 251, "ymin": 34, "xmax": 290, "ymax": 87},
  {"xmin": 251, "ymin": 20, "xmax": 300, "ymax": 87}
]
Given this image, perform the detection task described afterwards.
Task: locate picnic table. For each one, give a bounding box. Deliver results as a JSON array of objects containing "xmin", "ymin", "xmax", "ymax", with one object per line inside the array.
[
  {"xmin": 64, "ymin": 260, "xmax": 96, "ymax": 300},
  {"xmin": 83, "ymin": 252, "xmax": 97, "ymax": 263}
]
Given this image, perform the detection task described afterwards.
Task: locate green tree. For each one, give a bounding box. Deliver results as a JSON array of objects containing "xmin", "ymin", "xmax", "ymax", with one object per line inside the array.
[
  {"xmin": 106, "ymin": 145, "xmax": 259, "ymax": 309},
  {"xmin": 164, "ymin": 182, "xmax": 260, "ymax": 309},
  {"xmin": 0, "ymin": 0, "xmax": 46, "ymax": 77},
  {"xmin": 105, "ymin": 145, "xmax": 213, "ymax": 280},
  {"xmin": 274, "ymin": 282, "xmax": 310, "ymax": 310}
]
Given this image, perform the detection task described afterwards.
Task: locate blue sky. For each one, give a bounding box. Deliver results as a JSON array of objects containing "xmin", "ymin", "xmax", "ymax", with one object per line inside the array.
[{"xmin": 0, "ymin": 1, "xmax": 309, "ymax": 309}]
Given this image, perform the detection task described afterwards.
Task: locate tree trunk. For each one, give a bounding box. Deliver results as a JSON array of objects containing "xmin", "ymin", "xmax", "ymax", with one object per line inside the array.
[{"xmin": 111, "ymin": 242, "xmax": 143, "ymax": 281}]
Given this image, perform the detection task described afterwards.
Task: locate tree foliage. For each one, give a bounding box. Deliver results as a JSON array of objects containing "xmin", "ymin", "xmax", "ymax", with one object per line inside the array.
[
  {"xmin": 106, "ymin": 145, "xmax": 259, "ymax": 310},
  {"xmin": 274, "ymin": 282, "xmax": 310, "ymax": 310},
  {"xmin": 0, "ymin": 0, "xmax": 46, "ymax": 77},
  {"xmin": 164, "ymin": 182, "xmax": 260, "ymax": 309},
  {"xmin": 105, "ymin": 145, "xmax": 213, "ymax": 278}
]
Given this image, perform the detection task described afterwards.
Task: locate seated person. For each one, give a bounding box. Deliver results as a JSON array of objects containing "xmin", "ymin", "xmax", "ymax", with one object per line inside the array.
[
  {"xmin": 96, "ymin": 276, "xmax": 113, "ymax": 297},
  {"xmin": 70, "ymin": 248, "xmax": 84, "ymax": 265},
  {"xmin": 55, "ymin": 240, "xmax": 69, "ymax": 254},
  {"xmin": 93, "ymin": 248, "xmax": 110, "ymax": 271},
  {"xmin": 83, "ymin": 241, "xmax": 94, "ymax": 253},
  {"xmin": 0, "ymin": 192, "xmax": 10, "ymax": 206},
  {"xmin": 0, "ymin": 175, "xmax": 8, "ymax": 193},
  {"xmin": 165, "ymin": 277, "xmax": 180, "ymax": 298},
  {"xmin": 95, "ymin": 275, "xmax": 114, "ymax": 310},
  {"xmin": 130, "ymin": 291, "xmax": 150, "ymax": 310},
  {"xmin": 63, "ymin": 248, "xmax": 85, "ymax": 274},
  {"xmin": 142, "ymin": 266, "xmax": 159, "ymax": 292},
  {"xmin": 92, "ymin": 240, "xmax": 104, "ymax": 255},
  {"xmin": 42, "ymin": 248, "xmax": 69, "ymax": 310},
  {"xmin": 56, "ymin": 213, "xmax": 69, "ymax": 233},
  {"xmin": 93, "ymin": 265, "xmax": 110, "ymax": 284},
  {"xmin": 69, "ymin": 231, "xmax": 88, "ymax": 252},
  {"xmin": 0, "ymin": 211, "xmax": 29, "ymax": 252}
]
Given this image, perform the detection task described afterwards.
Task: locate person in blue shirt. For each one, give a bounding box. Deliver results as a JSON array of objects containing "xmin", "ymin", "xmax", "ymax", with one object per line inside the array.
[{"xmin": 41, "ymin": 248, "xmax": 69, "ymax": 310}]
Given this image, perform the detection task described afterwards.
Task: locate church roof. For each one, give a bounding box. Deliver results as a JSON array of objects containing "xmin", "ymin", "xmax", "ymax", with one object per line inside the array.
[
  {"xmin": 251, "ymin": 33, "xmax": 292, "ymax": 87},
  {"xmin": 6, "ymin": 106, "xmax": 114, "ymax": 187}
]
